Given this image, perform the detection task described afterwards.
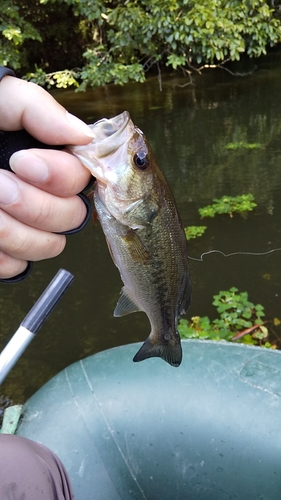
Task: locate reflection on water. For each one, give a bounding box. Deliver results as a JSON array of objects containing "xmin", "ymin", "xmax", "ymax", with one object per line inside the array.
[{"xmin": 1, "ymin": 54, "xmax": 281, "ymax": 401}]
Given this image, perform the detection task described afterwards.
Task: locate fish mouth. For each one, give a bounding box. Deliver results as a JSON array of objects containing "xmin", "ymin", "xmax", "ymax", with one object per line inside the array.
[
  {"xmin": 88, "ymin": 111, "xmax": 132, "ymax": 158},
  {"xmin": 69, "ymin": 111, "xmax": 135, "ymax": 180},
  {"xmin": 93, "ymin": 111, "xmax": 130, "ymax": 139}
]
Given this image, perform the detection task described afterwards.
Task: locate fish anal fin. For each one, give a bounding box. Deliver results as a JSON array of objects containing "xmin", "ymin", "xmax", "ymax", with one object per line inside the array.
[
  {"xmin": 114, "ymin": 287, "xmax": 141, "ymax": 317},
  {"xmin": 133, "ymin": 335, "xmax": 182, "ymax": 367}
]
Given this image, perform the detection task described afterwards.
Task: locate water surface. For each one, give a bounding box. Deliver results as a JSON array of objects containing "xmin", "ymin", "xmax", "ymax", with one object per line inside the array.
[{"xmin": 1, "ymin": 55, "xmax": 281, "ymax": 401}]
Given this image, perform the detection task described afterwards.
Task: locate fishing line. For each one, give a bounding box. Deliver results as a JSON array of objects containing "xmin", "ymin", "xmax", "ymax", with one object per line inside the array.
[{"xmin": 189, "ymin": 247, "xmax": 281, "ymax": 262}]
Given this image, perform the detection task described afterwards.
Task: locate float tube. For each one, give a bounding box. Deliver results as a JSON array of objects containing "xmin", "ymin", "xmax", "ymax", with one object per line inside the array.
[{"xmin": 17, "ymin": 340, "xmax": 281, "ymax": 500}]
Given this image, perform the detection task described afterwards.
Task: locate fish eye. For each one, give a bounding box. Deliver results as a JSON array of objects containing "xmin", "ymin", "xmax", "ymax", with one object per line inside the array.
[{"xmin": 133, "ymin": 151, "xmax": 149, "ymax": 170}]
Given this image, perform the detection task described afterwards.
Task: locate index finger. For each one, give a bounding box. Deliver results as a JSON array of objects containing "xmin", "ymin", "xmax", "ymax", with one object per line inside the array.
[{"xmin": 0, "ymin": 76, "xmax": 94, "ymax": 145}]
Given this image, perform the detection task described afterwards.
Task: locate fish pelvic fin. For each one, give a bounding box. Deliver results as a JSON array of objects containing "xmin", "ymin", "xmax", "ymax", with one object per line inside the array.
[{"xmin": 133, "ymin": 334, "xmax": 182, "ymax": 367}]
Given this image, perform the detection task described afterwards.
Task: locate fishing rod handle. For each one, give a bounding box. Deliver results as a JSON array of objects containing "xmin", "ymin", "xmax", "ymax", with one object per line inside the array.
[
  {"xmin": 21, "ymin": 268, "xmax": 75, "ymax": 334},
  {"xmin": 0, "ymin": 326, "xmax": 34, "ymax": 385}
]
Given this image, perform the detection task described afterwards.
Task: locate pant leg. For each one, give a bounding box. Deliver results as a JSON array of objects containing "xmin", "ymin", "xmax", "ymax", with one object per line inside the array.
[{"xmin": 0, "ymin": 434, "xmax": 76, "ymax": 500}]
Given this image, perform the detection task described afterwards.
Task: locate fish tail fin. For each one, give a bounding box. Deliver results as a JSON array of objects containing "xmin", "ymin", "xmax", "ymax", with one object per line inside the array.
[{"xmin": 133, "ymin": 334, "xmax": 182, "ymax": 367}]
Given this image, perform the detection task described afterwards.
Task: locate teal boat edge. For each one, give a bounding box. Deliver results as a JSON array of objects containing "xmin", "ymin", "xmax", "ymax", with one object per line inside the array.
[{"xmin": 17, "ymin": 340, "xmax": 281, "ymax": 500}]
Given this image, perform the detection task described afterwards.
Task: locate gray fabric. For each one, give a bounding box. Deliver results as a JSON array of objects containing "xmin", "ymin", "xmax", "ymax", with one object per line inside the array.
[{"xmin": 0, "ymin": 434, "xmax": 76, "ymax": 500}]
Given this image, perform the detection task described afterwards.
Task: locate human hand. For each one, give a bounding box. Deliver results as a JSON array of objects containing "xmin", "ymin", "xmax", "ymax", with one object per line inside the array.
[{"xmin": 0, "ymin": 76, "xmax": 94, "ymax": 281}]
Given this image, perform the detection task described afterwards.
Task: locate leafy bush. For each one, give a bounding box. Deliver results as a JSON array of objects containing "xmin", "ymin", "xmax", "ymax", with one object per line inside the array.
[
  {"xmin": 1, "ymin": 0, "xmax": 281, "ymax": 88},
  {"xmin": 0, "ymin": 0, "xmax": 42, "ymax": 69}
]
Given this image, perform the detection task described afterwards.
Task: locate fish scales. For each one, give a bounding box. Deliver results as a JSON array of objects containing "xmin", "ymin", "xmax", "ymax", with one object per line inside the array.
[{"xmin": 70, "ymin": 111, "xmax": 192, "ymax": 367}]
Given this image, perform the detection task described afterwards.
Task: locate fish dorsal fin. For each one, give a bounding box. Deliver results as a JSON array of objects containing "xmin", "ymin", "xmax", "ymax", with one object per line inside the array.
[{"xmin": 114, "ymin": 287, "xmax": 142, "ymax": 317}]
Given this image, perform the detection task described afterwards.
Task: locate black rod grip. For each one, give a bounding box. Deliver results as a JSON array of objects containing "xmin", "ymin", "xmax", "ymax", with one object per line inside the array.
[{"xmin": 0, "ymin": 129, "xmax": 63, "ymax": 171}]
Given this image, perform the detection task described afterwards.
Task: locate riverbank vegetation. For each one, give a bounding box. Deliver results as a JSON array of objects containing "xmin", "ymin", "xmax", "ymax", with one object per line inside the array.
[
  {"xmin": 1, "ymin": 0, "xmax": 281, "ymax": 89},
  {"xmin": 179, "ymin": 286, "xmax": 281, "ymax": 348}
]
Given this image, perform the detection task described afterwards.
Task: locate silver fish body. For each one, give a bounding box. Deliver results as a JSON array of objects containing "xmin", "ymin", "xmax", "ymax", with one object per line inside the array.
[{"xmin": 70, "ymin": 111, "xmax": 191, "ymax": 367}]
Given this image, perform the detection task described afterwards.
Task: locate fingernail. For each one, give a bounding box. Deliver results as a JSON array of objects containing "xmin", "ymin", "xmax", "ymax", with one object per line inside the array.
[
  {"xmin": 10, "ymin": 150, "xmax": 49, "ymax": 183},
  {"xmin": 66, "ymin": 112, "xmax": 95, "ymax": 138},
  {"xmin": 0, "ymin": 173, "xmax": 19, "ymax": 204}
]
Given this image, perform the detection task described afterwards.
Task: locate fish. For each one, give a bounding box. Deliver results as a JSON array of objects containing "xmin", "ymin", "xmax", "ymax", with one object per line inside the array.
[{"xmin": 70, "ymin": 111, "xmax": 192, "ymax": 367}]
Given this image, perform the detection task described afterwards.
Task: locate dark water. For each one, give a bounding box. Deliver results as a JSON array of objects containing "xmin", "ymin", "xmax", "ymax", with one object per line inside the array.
[{"xmin": 1, "ymin": 54, "xmax": 281, "ymax": 402}]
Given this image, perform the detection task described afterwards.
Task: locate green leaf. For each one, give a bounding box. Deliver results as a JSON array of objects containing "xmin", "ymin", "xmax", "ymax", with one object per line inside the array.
[
  {"xmin": 184, "ymin": 226, "xmax": 207, "ymax": 240},
  {"xmin": 199, "ymin": 194, "xmax": 257, "ymax": 218}
]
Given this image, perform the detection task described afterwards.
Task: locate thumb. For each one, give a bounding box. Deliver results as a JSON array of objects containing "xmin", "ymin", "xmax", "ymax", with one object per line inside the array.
[{"xmin": 0, "ymin": 76, "xmax": 94, "ymax": 145}]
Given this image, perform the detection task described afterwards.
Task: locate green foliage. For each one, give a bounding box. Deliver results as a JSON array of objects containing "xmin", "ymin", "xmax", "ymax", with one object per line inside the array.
[
  {"xmin": 179, "ymin": 315, "xmax": 233, "ymax": 341},
  {"xmin": 184, "ymin": 194, "xmax": 257, "ymax": 241},
  {"xmin": 198, "ymin": 194, "xmax": 257, "ymax": 218},
  {"xmin": 179, "ymin": 287, "xmax": 275, "ymax": 347},
  {"xmin": 25, "ymin": 67, "xmax": 80, "ymax": 89},
  {"xmin": 225, "ymin": 142, "xmax": 263, "ymax": 150},
  {"xmin": 0, "ymin": 0, "xmax": 42, "ymax": 69},
  {"xmin": 212, "ymin": 288, "xmax": 265, "ymax": 328},
  {"xmin": 184, "ymin": 225, "xmax": 207, "ymax": 240},
  {"xmin": 79, "ymin": 47, "xmax": 145, "ymax": 89},
  {"xmin": 2, "ymin": 0, "xmax": 281, "ymax": 88},
  {"xmin": 78, "ymin": 0, "xmax": 281, "ymax": 88}
]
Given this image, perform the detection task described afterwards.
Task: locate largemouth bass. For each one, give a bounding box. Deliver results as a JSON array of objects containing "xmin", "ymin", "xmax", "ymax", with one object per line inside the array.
[{"xmin": 70, "ymin": 111, "xmax": 191, "ymax": 367}]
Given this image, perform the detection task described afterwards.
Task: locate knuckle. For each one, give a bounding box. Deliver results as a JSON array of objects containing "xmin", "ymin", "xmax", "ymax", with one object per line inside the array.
[
  {"xmin": 33, "ymin": 198, "xmax": 53, "ymax": 228},
  {"xmin": 32, "ymin": 196, "xmax": 85, "ymax": 233}
]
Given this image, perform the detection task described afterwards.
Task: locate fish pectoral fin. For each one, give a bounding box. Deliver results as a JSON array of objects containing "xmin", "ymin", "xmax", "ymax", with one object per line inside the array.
[
  {"xmin": 114, "ymin": 287, "xmax": 142, "ymax": 317},
  {"xmin": 126, "ymin": 198, "xmax": 160, "ymax": 226},
  {"xmin": 122, "ymin": 229, "xmax": 151, "ymax": 264},
  {"xmin": 133, "ymin": 333, "xmax": 182, "ymax": 367}
]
